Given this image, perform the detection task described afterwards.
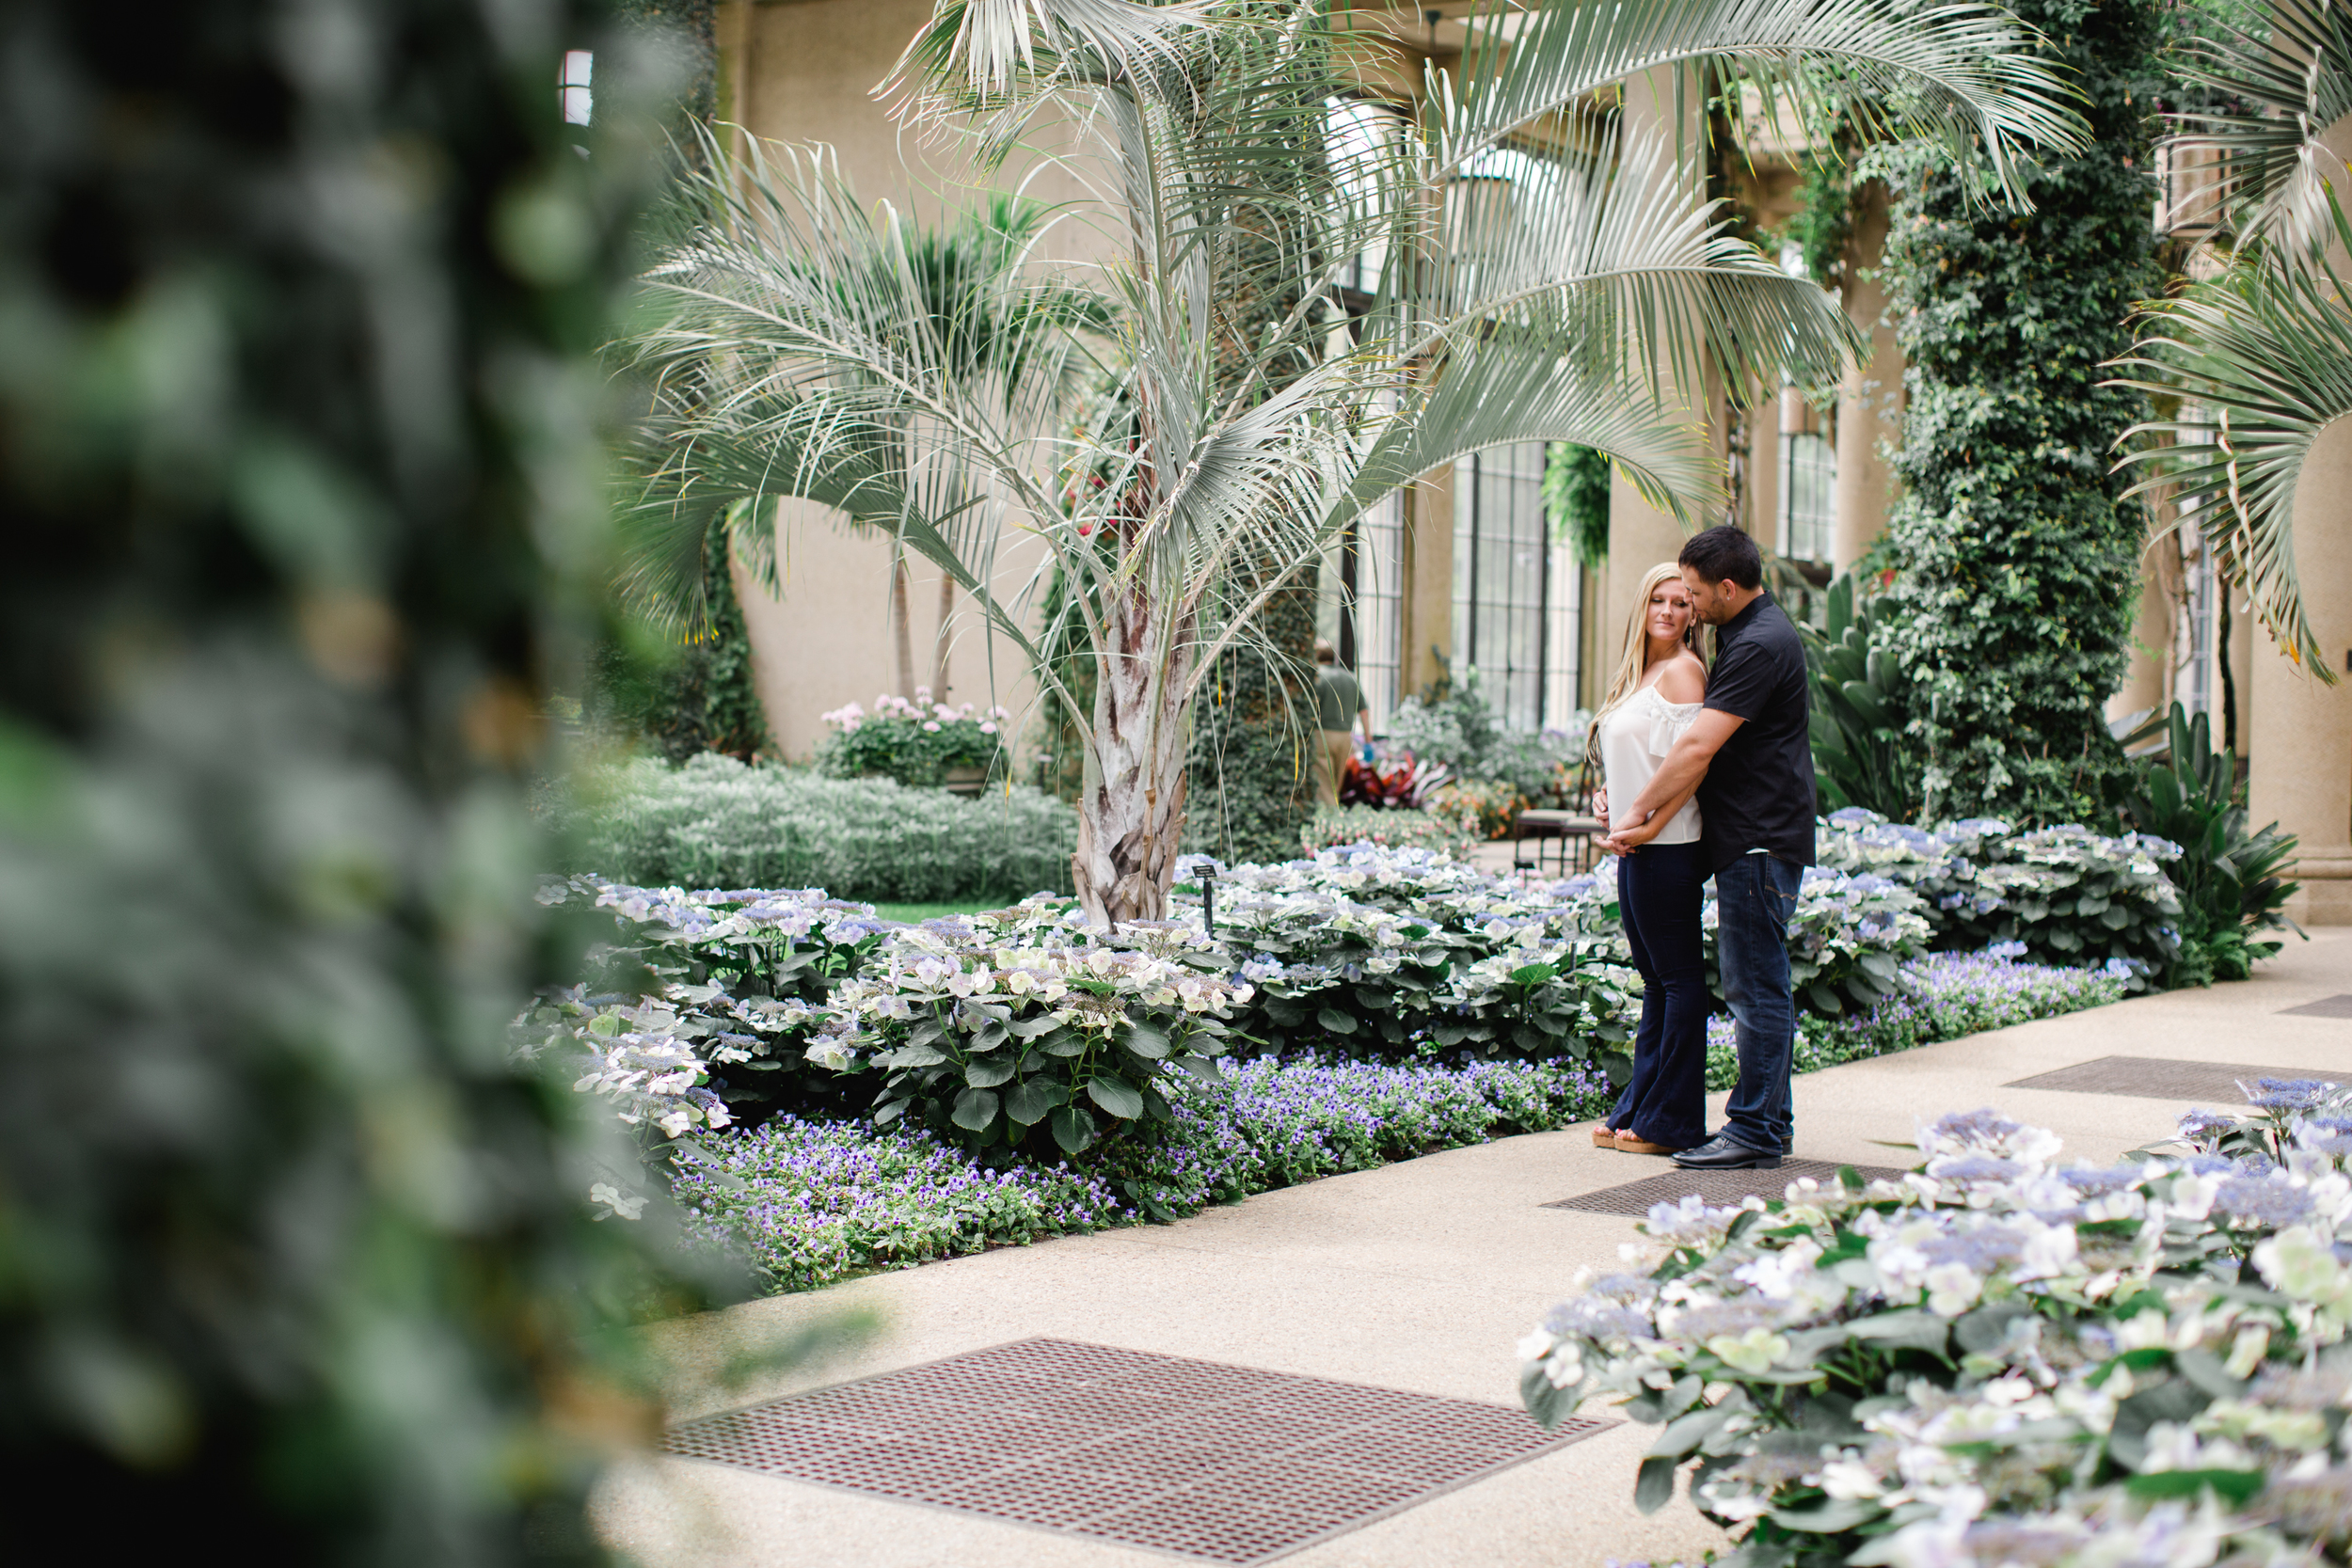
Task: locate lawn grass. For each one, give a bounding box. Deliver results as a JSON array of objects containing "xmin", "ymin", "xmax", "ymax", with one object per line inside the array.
[{"xmin": 871, "ymin": 896, "xmax": 1020, "ymax": 923}]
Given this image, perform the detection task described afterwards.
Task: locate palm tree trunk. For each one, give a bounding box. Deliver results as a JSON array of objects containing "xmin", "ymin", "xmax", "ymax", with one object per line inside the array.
[
  {"xmin": 889, "ymin": 546, "xmax": 916, "ymax": 698},
  {"xmin": 930, "ymin": 571, "xmax": 956, "ymax": 698},
  {"xmin": 1072, "ymin": 584, "xmax": 1192, "ymax": 926}
]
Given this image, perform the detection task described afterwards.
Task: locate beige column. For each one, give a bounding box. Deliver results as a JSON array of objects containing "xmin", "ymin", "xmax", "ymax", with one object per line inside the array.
[
  {"xmin": 2226, "ymin": 584, "xmax": 2255, "ymax": 760},
  {"xmin": 1745, "ymin": 389, "xmax": 1782, "ymax": 552},
  {"xmin": 1605, "ymin": 68, "xmax": 1714, "ymax": 641},
  {"xmin": 2249, "ymin": 417, "xmax": 2352, "ymax": 925},
  {"xmin": 2106, "ymin": 553, "xmax": 2174, "ymax": 731},
  {"xmin": 1400, "ymin": 465, "xmax": 1455, "ymax": 700},
  {"xmin": 1834, "ymin": 180, "xmax": 1900, "ymax": 572}
]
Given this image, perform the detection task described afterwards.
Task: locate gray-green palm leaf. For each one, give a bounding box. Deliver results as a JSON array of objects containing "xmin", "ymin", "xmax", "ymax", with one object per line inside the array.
[
  {"xmin": 2112, "ymin": 0, "xmax": 2352, "ymax": 684},
  {"xmin": 2114, "ymin": 247, "xmax": 2352, "ymax": 683},
  {"xmin": 1428, "ymin": 0, "xmax": 2090, "ymax": 209},
  {"xmin": 624, "ymin": 0, "xmax": 2083, "ymax": 925},
  {"xmin": 2160, "ymin": 0, "xmax": 2352, "ymax": 255}
]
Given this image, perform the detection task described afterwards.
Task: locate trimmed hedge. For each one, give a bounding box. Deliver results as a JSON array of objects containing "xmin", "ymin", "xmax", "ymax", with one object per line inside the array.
[{"xmin": 556, "ymin": 753, "xmax": 1075, "ymax": 900}]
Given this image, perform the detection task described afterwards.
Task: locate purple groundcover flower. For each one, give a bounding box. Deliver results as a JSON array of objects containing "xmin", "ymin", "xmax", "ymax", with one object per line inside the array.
[
  {"xmin": 678, "ymin": 947, "xmax": 2126, "ymax": 1299},
  {"xmin": 680, "ymin": 1053, "xmax": 1624, "ymax": 1294},
  {"xmin": 1704, "ymin": 947, "xmax": 2123, "ymax": 1089}
]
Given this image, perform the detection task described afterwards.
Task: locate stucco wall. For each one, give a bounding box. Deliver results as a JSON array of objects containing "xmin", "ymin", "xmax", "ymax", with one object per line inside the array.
[{"xmin": 715, "ymin": 0, "xmax": 1104, "ymax": 760}]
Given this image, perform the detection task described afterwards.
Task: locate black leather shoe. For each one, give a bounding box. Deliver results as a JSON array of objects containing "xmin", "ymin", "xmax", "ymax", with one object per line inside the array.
[{"xmin": 1672, "ymin": 1134, "xmax": 1782, "ymax": 1170}]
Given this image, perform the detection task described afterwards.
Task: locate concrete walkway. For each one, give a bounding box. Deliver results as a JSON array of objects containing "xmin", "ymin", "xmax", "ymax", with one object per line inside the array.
[{"xmin": 595, "ymin": 928, "xmax": 2352, "ymax": 1568}]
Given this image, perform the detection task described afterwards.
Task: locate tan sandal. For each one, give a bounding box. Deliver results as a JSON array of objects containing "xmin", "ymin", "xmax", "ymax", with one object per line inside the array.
[
  {"xmin": 1592, "ymin": 1124, "xmax": 1621, "ymax": 1148},
  {"xmin": 1614, "ymin": 1132, "xmax": 1686, "ymax": 1156}
]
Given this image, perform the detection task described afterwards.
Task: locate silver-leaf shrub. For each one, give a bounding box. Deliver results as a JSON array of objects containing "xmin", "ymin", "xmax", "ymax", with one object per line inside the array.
[{"xmin": 1518, "ymin": 1084, "xmax": 2352, "ymax": 1568}]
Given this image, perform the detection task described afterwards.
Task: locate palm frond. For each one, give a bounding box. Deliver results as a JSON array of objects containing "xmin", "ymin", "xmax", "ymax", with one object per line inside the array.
[
  {"xmin": 612, "ymin": 135, "xmax": 1100, "ymax": 668},
  {"xmin": 2164, "ymin": 0, "xmax": 2352, "ymax": 254},
  {"xmin": 2113, "ymin": 253, "xmax": 2352, "ymax": 682},
  {"xmin": 1345, "ymin": 345, "xmax": 1723, "ymax": 534},
  {"xmin": 1431, "ymin": 0, "xmax": 2089, "ymax": 210},
  {"xmin": 1418, "ymin": 121, "xmax": 1860, "ymax": 399}
]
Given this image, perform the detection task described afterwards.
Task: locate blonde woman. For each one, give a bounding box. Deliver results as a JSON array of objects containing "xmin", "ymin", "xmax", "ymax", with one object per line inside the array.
[{"xmin": 1589, "ymin": 563, "xmax": 1709, "ymax": 1156}]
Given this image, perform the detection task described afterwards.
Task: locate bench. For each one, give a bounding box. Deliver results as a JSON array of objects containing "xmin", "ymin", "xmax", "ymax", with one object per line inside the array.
[{"xmin": 1512, "ymin": 808, "xmax": 1604, "ymax": 877}]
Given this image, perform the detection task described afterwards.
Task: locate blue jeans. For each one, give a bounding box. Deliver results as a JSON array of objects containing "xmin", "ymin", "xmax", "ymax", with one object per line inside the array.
[
  {"xmin": 1713, "ymin": 853, "xmax": 1804, "ymax": 1153},
  {"xmin": 1611, "ymin": 841, "xmax": 1708, "ymax": 1148}
]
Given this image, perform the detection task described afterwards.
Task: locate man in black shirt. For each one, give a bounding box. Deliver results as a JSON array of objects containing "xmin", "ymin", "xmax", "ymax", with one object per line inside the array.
[{"xmin": 1597, "ymin": 526, "xmax": 1816, "ymax": 1170}]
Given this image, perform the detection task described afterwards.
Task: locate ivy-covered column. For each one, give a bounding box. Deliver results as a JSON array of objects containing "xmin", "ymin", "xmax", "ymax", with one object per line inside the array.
[{"xmin": 1878, "ymin": 0, "xmax": 2164, "ymax": 824}]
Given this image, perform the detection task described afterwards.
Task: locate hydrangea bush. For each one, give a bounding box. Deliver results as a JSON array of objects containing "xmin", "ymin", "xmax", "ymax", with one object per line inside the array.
[
  {"xmin": 1300, "ymin": 802, "xmax": 1477, "ymax": 858},
  {"xmin": 524, "ymin": 879, "xmax": 1250, "ymax": 1162},
  {"xmin": 817, "ymin": 901, "xmax": 1250, "ymax": 1155},
  {"xmin": 1819, "ymin": 810, "xmax": 2184, "ymax": 989},
  {"xmin": 817, "ymin": 689, "xmax": 1011, "ymax": 787},
  {"xmin": 515, "ymin": 879, "xmax": 890, "ymax": 1145},
  {"xmin": 1189, "ymin": 846, "xmax": 1639, "ymax": 1061},
  {"xmin": 1518, "ymin": 1085, "xmax": 2352, "ymax": 1568},
  {"xmin": 1711, "ymin": 868, "xmax": 1934, "ymax": 1018}
]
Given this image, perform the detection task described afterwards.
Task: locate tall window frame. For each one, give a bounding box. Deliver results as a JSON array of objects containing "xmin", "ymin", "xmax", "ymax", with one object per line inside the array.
[
  {"xmin": 1454, "ymin": 441, "xmax": 1574, "ymax": 732},
  {"xmin": 1781, "ymin": 429, "xmax": 1835, "ymax": 564}
]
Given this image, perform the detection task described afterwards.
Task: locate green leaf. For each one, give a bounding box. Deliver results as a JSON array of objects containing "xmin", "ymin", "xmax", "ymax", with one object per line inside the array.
[
  {"xmin": 1519, "ymin": 1362, "xmax": 1581, "ymax": 1429},
  {"xmin": 1314, "ymin": 1007, "xmax": 1358, "ymax": 1036},
  {"xmin": 1086, "ymin": 1074, "xmax": 1144, "ymax": 1120},
  {"xmin": 1005, "ymin": 1077, "xmax": 1059, "ymax": 1127},
  {"xmin": 1845, "ymin": 1310, "xmax": 1950, "ymax": 1355},
  {"xmin": 1633, "ymin": 1456, "xmax": 1677, "ymax": 1515},
  {"xmin": 2123, "ymin": 1469, "xmax": 2265, "ymax": 1506},
  {"xmin": 1049, "ymin": 1104, "xmax": 1094, "ymax": 1154},
  {"xmin": 1125, "ymin": 1020, "xmax": 1171, "ymax": 1058},
  {"xmin": 951, "ymin": 1086, "xmax": 999, "ymax": 1132},
  {"xmin": 1645, "ymin": 1402, "xmax": 1737, "ymax": 1460},
  {"xmin": 964, "ymin": 1057, "xmax": 1015, "ymax": 1089},
  {"xmin": 1770, "ymin": 1497, "xmax": 1884, "ymax": 1533}
]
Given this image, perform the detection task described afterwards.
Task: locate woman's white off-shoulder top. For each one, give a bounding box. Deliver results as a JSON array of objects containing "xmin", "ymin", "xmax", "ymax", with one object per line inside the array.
[{"xmin": 1597, "ymin": 683, "xmax": 1704, "ymax": 845}]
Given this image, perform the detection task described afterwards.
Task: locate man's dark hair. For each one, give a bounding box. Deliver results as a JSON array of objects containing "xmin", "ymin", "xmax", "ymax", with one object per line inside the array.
[{"xmin": 1678, "ymin": 524, "xmax": 1763, "ymax": 591}]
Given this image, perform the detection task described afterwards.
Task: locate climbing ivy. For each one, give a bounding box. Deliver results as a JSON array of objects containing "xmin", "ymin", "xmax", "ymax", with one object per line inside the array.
[
  {"xmin": 1543, "ymin": 442, "xmax": 1613, "ymax": 563},
  {"xmin": 1876, "ymin": 0, "xmax": 2166, "ymax": 826}
]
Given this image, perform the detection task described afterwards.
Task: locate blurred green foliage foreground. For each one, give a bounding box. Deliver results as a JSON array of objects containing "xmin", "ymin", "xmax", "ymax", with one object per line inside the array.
[{"xmin": 0, "ymin": 1, "xmax": 748, "ymax": 1559}]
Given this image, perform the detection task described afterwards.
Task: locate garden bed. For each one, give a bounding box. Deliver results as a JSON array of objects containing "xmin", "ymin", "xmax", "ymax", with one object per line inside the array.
[
  {"xmin": 527, "ymin": 828, "xmax": 2185, "ymax": 1296},
  {"xmin": 672, "ymin": 952, "xmax": 2123, "ymax": 1296}
]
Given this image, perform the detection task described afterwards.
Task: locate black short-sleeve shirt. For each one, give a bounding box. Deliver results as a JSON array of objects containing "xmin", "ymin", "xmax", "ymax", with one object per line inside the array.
[{"xmin": 1697, "ymin": 593, "xmax": 1817, "ymax": 874}]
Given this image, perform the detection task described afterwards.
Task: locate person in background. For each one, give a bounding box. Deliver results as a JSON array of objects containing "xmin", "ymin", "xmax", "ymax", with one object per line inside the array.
[
  {"xmin": 1586, "ymin": 563, "xmax": 1709, "ymax": 1157},
  {"xmin": 1313, "ymin": 639, "xmax": 1373, "ymax": 806},
  {"xmin": 1598, "ymin": 525, "xmax": 1818, "ymax": 1172}
]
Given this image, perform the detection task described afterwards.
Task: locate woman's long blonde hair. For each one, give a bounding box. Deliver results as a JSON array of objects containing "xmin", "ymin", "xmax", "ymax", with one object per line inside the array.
[{"xmin": 1593, "ymin": 562, "xmax": 1708, "ymax": 728}]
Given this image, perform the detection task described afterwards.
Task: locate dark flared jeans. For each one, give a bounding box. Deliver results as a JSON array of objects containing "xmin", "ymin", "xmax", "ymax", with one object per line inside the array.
[
  {"xmin": 1713, "ymin": 851, "xmax": 1805, "ymax": 1154},
  {"xmin": 1610, "ymin": 840, "xmax": 1709, "ymax": 1148}
]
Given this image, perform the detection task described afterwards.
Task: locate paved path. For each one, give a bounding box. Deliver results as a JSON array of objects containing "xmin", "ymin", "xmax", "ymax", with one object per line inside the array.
[{"xmin": 594, "ymin": 929, "xmax": 2352, "ymax": 1568}]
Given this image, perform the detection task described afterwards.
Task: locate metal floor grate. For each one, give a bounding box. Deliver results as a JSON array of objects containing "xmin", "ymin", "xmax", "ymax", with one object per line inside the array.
[
  {"xmin": 660, "ymin": 1338, "xmax": 1613, "ymax": 1564},
  {"xmin": 2278, "ymin": 994, "xmax": 2352, "ymax": 1020},
  {"xmin": 1547, "ymin": 1158, "xmax": 1908, "ymax": 1216},
  {"xmin": 2002, "ymin": 1054, "xmax": 2344, "ymax": 1101}
]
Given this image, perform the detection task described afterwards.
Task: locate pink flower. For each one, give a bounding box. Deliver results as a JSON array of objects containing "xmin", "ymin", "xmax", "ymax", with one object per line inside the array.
[
  {"xmin": 922, "ymin": 721, "xmax": 942, "ymax": 733},
  {"xmin": 979, "ymin": 721, "xmax": 997, "ymax": 735}
]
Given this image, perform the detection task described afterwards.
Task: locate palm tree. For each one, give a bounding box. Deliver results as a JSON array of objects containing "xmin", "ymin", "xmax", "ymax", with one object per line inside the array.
[
  {"xmin": 2115, "ymin": 0, "xmax": 2352, "ymax": 682},
  {"xmin": 621, "ymin": 0, "xmax": 2085, "ymax": 926},
  {"xmin": 618, "ymin": 155, "xmax": 1108, "ymax": 697}
]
